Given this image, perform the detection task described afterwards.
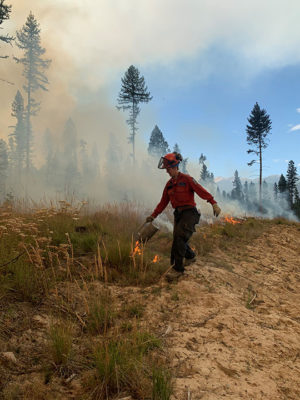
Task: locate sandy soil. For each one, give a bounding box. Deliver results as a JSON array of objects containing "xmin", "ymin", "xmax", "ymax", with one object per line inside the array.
[{"xmin": 143, "ymin": 223, "xmax": 300, "ymax": 399}]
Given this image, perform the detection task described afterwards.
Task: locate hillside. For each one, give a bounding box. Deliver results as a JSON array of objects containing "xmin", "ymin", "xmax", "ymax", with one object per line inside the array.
[{"xmin": 0, "ymin": 205, "xmax": 300, "ymax": 399}]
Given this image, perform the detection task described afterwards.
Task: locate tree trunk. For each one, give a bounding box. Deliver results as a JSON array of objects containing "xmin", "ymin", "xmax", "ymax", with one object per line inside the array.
[
  {"xmin": 131, "ymin": 100, "xmax": 136, "ymax": 163},
  {"xmin": 259, "ymin": 142, "xmax": 262, "ymax": 212},
  {"xmin": 26, "ymin": 88, "xmax": 31, "ymax": 172}
]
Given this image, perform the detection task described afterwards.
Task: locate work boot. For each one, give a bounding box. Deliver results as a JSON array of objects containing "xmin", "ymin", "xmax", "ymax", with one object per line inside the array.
[
  {"xmin": 184, "ymin": 257, "xmax": 196, "ymax": 266},
  {"xmin": 165, "ymin": 269, "xmax": 184, "ymax": 282}
]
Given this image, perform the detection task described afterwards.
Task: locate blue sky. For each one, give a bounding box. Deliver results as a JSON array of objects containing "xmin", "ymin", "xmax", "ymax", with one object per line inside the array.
[{"xmin": 136, "ymin": 60, "xmax": 300, "ymax": 179}]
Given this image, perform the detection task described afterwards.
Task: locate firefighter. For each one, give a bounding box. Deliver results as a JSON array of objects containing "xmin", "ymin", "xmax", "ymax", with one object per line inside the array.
[{"xmin": 146, "ymin": 152, "xmax": 221, "ymax": 281}]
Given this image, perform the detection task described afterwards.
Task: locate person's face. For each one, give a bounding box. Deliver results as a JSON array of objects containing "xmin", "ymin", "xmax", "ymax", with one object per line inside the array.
[{"xmin": 166, "ymin": 166, "xmax": 179, "ymax": 178}]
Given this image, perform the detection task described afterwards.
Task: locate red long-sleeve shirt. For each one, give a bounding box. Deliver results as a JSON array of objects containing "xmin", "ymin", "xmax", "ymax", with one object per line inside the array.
[{"xmin": 151, "ymin": 172, "xmax": 216, "ymax": 218}]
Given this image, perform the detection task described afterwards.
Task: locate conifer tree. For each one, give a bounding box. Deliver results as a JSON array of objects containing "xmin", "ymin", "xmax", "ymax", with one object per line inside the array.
[
  {"xmin": 172, "ymin": 143, "xmax": 188, "ymax": 173},
  {"xmin": 231, "ymin": 170, "xmax": 243, "ymax": 201},
  {"xmin": 200, "ymin": 163, "xmax": 210, "ymax": 181},
  {"xmin": 262, "ymin": 180, "xmax": 269, "ymax": 200},
  {"xmin": 14, "ymin": 12, "xmax": 51, "ymax": 170},
  {"xmin": 286, "ymin": 160, "xmax": 299, "ymax": 207},
  {"xmin": 117, "ymin": 65, "xmax": 152, "ymax": 161},
  {"xmin": 63, "ymin": 119, "xmax": 78, "ymax": 184},
  {"xmin": 273, "ymin": 182, "xmax": 278, "ymax": 200},
  {"xmin": 246, "ymin": 102, "xmax": 272, "ymax": 208},
  {"xmin": 249, "ymin": 181, "xmax": 257, "ymax": 201},
  {"xmin": 0, "ymin": 0, "xmax": 13, "ymax": 56},
  {"xmin": 199, "ymin": 153, "xmax": 206, "ymax": 165},
  {"xmin": 0, "ymin": 139, "xmax": 8, "ymax": 197},
  {"xmin": 181, "ymin": 158, "xmax": 188, "ymax": 174},
  {"xmin": 243, "ymin": 181, "xmax": 249, "ymax": 202},
  {"xmin": 43, "ymin": 129, "xmax": 55, "ymax": 185},
  {"xmin": 198, "ymin": 153, "xmax": 214, "ymax": 182},
  {"xmin": 148, "ymin": 125, "xmax": 169, "ymax": 157},
  {"xmin": 278, "ymin": 174, "xmax": 287, "ymax": 193},
  {"xmin": 173, "ymin": 143, "xmax": 182, "ymax": 155},
  {"xmin": 10, "ymin": 90, "xmax": 26, "ymax": 173},
  {"xmin": 293, "ymin": 187, "xmax": 300, "ymax": 219}
]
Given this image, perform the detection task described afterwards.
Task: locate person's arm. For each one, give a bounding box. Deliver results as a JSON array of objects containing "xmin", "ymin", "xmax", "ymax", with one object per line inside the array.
[
  {"xmin": 188, "ymin": 176, "xmax": 217, "ymax": 205},
  {"xmin": 151, "ymin": 185, "xmax": 170, "ymax": 218}
]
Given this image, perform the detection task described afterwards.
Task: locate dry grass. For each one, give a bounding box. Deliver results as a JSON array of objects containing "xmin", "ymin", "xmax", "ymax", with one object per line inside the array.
[{"xmin": 2, "ymin": 201, "xmax": 294, "ymax": 398}]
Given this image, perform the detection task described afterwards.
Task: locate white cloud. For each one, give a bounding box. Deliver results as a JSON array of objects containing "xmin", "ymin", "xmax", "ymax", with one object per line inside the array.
[
  {"xmin": 296, "ymin": 108, "xmax": 300, "ymax": 113},
  {"xmin": 272, "ymin": 159, "xmax": 280, "ymax": 163},
  {"xmin": 290, "ymin": 124, "xmax": 300, "ymax": 132}
]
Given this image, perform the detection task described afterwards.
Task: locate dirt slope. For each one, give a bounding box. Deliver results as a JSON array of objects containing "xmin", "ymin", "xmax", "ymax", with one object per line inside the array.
[
  {"xmin": 1, "ymin": 222, "xmax": 300, "ymax": 399},
  {"xmin": 143, "ymin": 223, "xmax": 300, "ymax": 399}
]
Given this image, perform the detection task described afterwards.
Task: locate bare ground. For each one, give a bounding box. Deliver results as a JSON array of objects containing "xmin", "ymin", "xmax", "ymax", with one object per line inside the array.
[
  {"xmin": 1, "ymin": 222, "xmax": 300, "ymax": 399},
  {"xmin": 146, "ymin": 223, "xmax": 300, "ymax": 400}
]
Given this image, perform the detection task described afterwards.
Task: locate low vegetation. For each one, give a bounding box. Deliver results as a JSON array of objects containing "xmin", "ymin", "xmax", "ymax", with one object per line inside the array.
[{"xmin": 1, "ymin": 201, "xmax": 296, "ymax": 398}]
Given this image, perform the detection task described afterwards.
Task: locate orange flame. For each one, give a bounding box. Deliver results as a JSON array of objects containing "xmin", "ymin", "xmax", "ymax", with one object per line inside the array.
[
  {"xmin": 152, "ymin": 255, "xmax": 160, "ymax": 263},
  {"xmin": 132, "ymin": 240, "xmax": 142, "ymax": 256},
  {"xmin": 223, "ymin": 215, "xmax": 241, "ymax": 225}
]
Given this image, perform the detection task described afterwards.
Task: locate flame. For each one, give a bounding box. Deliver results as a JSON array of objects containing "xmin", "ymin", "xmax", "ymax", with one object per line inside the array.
[
  {"xmin": 132, "ymin": 240, "xmax": 142, "ymax": 256},
  {"xmin": 152, "ymin": 255, "xmax": 160, "ymax": 263},
  {"xmin": 223, "ymin": 215, "xmax": 241, "ymax": 225}
]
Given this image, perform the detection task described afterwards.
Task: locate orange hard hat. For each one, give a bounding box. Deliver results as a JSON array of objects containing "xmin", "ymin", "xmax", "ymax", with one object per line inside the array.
[{"xmin": 158, "ymin": 152, "xmax": 182, "ymax": 169}]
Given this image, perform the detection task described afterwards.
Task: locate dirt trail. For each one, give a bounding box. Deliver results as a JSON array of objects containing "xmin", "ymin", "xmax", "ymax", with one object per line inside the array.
[{"xmin": 143, "ymin": 224, "xmax": 300, "ymax": 400}]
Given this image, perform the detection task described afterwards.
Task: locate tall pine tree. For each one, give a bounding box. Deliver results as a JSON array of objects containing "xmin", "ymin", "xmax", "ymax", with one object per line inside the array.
[
  {"xmin": 278, "ymin": 174, "xmax": 287, "ymax": 194},
  {"xmin": 14, "ymin": 12, "xmax": 51, "ymax": 170},
  {"xmin": 0, "ymin": 0, "xmax": 13, "ymax": 57},
  {"xmin": 246, "ymin": 102, "xmax": 272, "ymax": 209},
  {"xmin": 62, "ymin": 118, "xmax": 78, "ymax": 191},
  {"xmin": 243, "ymin": 181, "xmax": 249, "ymax": 202},
  {"xmin": 10, "ymin": 90, "xmax": 26, "ymax": 174},
  {"xmin": 148, "ymin": 125, "xmax": 169, "ymax": 157},
  {"xmin": 117, "ymin": 65, "xmax": 152, "ymax": 162},
  {"xmin": 0, "ymin": 139, "xmax": 8, "ymax": 198},
  {"xmin": 273, "ymin": 182, "xmax": 278, "ymax": 200},
  {"xmin": 286, "ymin": 160, "xmax": 298, "ymax": 207},
  {"xmin": 231, "ymin": 170, "xmax": 243, "ymax": 201}
]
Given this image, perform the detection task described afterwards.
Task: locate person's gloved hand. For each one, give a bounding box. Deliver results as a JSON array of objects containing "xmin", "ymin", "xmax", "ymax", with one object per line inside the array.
[
  {"xmin": 212, "ymin": 203, "xmax": 221, "ymax": 217},
  {"xmin": 146, "ymin": 216, "xmax": 154, "ymax": 223}
]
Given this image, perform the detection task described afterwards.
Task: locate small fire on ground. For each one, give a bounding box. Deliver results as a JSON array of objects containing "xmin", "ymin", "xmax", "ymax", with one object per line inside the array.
[
  {"xmin": 222, "ymin": 215, "xmax": 242, "ymax": 225},
  {"xmin": 132, "ymin": 241, "xmax": 142, "ymax": 256},
  {"xmin": 132, "ymin": 241, "xmax": 160, "ymax": 263}
]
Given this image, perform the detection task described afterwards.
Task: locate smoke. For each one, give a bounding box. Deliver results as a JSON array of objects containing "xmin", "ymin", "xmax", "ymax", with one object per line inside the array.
[{"xmin": 0, "ymin": 1, "xmax": 299, "ymax": 223}]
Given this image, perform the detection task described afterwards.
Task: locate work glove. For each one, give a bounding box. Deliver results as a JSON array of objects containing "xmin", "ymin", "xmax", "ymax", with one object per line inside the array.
[
  {"xmin": 146, "ymin": 216, "xmax": 154, "ymax": 223},
  {"xmin": 212, "ymin": 203, "xmax": 221, "ymax": 217}
]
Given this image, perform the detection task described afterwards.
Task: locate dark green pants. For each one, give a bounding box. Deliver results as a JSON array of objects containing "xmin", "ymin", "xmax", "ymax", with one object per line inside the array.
[{"xmin": 171, "ymin": 207, "xmax": 200, "ymax": 272}]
